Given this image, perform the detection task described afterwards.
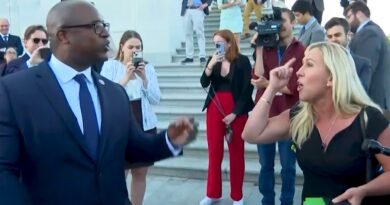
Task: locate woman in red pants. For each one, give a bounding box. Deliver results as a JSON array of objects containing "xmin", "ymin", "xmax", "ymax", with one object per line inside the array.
[{"xmin": 199, "ymin": 29, "xmax": 254, "ymax": 205}]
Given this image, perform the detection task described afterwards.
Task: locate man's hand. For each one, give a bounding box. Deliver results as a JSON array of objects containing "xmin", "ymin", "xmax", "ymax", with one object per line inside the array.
[
  {"xmin": 28, "ymin": 46, "xmax": 47, "ymax": 66},
  {"xmin": 251, "ymin": 76, "xmax": 269, "ymax": 89},
  {"xmin": 167, "ymin": 117, "xmax": 199, "ymax": 146}
]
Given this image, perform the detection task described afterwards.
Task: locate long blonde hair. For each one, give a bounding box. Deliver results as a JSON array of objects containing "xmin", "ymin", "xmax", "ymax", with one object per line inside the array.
[{"xmin": 290, "ymin": 42, "xmax": 381, "ymax": 148}]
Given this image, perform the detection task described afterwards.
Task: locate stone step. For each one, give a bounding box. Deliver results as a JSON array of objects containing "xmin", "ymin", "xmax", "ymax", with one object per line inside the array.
[
  {"xmin": 157, "ymin": 72, "xmax": 201, "ymax": 83},
  {"xmin": 159, "ymin": 82, "xmax": 205, "ymax": 95},
  {"xmin": 203, "ymin": 16, "xmax": 258, "ymax": 25},
  {"xmin": 158, "ymin": 93, "xmax": 206, "ymax": 108},
  {"xmin": 185, "ymin": 137, "xmax": 260, "ymax": 160},
  {"xmin": 156, "ymin": 120, "xmax": 290, "ymax": 162},
  {"xmin": 156, "ymin": 121, "xmax": 258, "ymax": 159},
  {"xmin": 149, "ymin": 155, "xmax": 304, "ymax": 185},
  {"xmin": 155, "ymin": 64, "xmax": 205, "ymax": 73},
  {"xmin": 154, "ymin": 106, "xmax": 205, "ymax": 123}
]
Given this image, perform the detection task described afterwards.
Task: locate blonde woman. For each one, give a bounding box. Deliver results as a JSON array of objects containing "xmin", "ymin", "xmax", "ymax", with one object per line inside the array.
[{"xmin": 242, "ymin": 42, "xmax": 390, "ymax": 205}]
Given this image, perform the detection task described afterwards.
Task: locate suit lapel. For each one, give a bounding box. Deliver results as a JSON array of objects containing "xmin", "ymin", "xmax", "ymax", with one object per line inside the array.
[
  {"xmin": 34, "ymin": 62, "xmax": 96, "ymax": 163},
  {"xmin": 92, "ymin": 71, "xmax": 111, "ymax": 164}
]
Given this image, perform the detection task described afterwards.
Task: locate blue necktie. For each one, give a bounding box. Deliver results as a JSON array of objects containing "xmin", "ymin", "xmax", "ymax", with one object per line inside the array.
[
  {"xmin": 74, "ymin": 74, "xmax": 99, "ymax": 161},
  {"xmin": 3, "ymin": 36, "xmax": 8, "ymax": 43},
  {"xmin": 299, "ymin": 26, "xmax": 306, "ymax": 38}
]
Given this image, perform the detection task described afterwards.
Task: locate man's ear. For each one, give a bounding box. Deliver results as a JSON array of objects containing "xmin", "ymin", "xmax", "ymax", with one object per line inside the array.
[{"xmin": 56, "ymin": 30, "xmax": 70, "ymax": 44}]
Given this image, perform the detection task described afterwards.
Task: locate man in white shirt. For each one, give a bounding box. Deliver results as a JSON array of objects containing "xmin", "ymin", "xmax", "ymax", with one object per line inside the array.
[
  {"xmin": 0, "ymin": 1, "xmax": 198, "ymax": 205},
  {"xmin": 0, "ymin": 18, "xmax": 23, "ymax": 63}
]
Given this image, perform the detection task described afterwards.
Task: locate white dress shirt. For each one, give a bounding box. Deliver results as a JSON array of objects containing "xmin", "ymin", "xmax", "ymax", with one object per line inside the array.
[{"xmin": 48, "ymin": 55, "xmax": 181, "ymax": 155}]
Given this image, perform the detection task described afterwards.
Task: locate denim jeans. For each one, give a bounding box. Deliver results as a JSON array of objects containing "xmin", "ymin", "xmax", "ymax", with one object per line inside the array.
[{"xmin": 257, "ymin": 139, "xmax": 296, "ymax": 205}]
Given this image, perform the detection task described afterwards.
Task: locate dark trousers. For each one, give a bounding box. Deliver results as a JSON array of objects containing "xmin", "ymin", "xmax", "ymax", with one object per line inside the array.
[
  {"xmin": 311, "ymin": 1, "xmax": 323, "ymax": 24},
  {"xmin": 257, "ymin": 139, "xmax": 296, "ymax": 205}
]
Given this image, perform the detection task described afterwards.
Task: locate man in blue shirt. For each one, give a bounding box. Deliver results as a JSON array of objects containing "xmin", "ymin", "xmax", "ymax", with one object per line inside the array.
[{"xmin": 292, "ymin": 0, "xmax": 325, "ymax": 47}]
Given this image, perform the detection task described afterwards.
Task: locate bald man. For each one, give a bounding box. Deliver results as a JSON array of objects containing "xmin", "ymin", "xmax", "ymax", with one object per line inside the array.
[
  {"xmin": 0, "ymin": 1, "xmax": 197, "ymax": 205},
  {"xmin": 0, "ymin": 18, "xmax": 23, "ymax": 63}
]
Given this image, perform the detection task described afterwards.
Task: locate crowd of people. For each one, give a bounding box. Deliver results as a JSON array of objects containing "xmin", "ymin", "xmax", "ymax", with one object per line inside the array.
[{"xmin": 0, "ymin": 0, "xmax": 389, "ymax": 205}]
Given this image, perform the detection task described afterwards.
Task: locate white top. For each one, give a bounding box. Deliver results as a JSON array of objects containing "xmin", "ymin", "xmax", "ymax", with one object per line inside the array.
[{"xmin": 100, "ymin": 59, "xmax": 161, "ymax": 131}]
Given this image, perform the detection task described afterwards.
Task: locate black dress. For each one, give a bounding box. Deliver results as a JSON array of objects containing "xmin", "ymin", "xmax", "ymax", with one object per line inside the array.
[{"xmin": 291, "ymin": 106, "xmax": 389, "ymax": 204}]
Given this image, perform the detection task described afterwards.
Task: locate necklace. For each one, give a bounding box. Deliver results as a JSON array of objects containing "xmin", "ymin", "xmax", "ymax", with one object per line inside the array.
[{"xmin": 321, "ymin": 116, "xmax": 338, "ymax": 149}]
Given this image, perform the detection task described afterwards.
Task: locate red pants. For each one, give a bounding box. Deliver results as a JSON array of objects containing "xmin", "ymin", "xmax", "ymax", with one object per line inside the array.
[{"xmin": 205, "ymin": 92, "xmax": 247, "ymax": 201}]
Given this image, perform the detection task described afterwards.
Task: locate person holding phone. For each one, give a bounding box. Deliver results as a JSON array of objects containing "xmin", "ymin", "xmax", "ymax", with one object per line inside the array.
[
  {"xmin": 4, "ymin": 25, "xmax": 48, "ymax": 75},
  {"xmin": 200, "ymin": 29, "xmax": 254, "ymax": 205},
  {"xmin": 100, "ymin": 30, "xmax": 161, "ymax": 205}
]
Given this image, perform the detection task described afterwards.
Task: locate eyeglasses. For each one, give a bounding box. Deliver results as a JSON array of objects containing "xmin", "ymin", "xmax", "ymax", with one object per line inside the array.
[
  {"xmin": 32, "ymin": 38, "xmax": 49, "ymax": 45},
  {"xmin": 60, "ymin": 21, "xmax": 110, "ymax": 35}
]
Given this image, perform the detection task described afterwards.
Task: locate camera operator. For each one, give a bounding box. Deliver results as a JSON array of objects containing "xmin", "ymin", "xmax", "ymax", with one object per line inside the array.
[{"xmin": 250, "ymin": 7, "xmax": 305, "ymax": 205}]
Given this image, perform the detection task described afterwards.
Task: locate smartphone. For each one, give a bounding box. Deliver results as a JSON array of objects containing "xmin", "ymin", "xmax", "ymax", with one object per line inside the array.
[
  {"xmin": 215, "ymin": 42, "xmax": 225, "ymax": 62},
  {"xmin": 132, "ymin": 51, "xmax": 143, "ymax": 68},
  {"xmin": 39, "ymin": 47, "xmax": 52, "ymax": 60}
]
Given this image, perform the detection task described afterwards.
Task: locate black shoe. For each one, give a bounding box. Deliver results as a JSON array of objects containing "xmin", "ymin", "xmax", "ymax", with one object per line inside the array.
[
  {"xmin": 200, "ymin": 57, "xmax": 206, "ymax": 64},
  {"xmin": 181, "ymin": 58, "xmax": 194, "ymax": 64}
]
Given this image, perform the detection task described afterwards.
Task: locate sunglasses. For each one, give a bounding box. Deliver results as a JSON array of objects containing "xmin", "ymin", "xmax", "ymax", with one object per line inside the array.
[{"xmin": 32, "ymin": 38, "xmax": 48, "ymax": 45}]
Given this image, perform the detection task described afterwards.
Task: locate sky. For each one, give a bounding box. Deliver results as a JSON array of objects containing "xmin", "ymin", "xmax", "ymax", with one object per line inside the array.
[{"xmin": 284, "ymin": 0, "xmax": 390, "ymax": 35}]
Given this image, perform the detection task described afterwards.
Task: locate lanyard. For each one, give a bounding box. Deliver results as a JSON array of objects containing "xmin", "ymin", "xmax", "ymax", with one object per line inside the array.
[
  {"xmin": 277, "ymin": 46, "xmax": 282, "ymax": 66},
  {"xmin": 204, "ymin": 85, "xmax": 227, "ymax": 117}
]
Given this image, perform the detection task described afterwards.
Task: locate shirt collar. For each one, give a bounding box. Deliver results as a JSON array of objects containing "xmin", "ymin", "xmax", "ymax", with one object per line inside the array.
[
  {"xmin": 304, "ymin": 17, "xmax": 316, "ymax": 30},
  {"xmin": 49, "ymin": 54, "xmax": 93, "ymax": 84},
  {"xmin": 1, "ymin": 33, "xmax": 9, "ymax": 38},
  {"xmin": 356, "ymin": 20, "xmax": 370, "ymax": 33}
]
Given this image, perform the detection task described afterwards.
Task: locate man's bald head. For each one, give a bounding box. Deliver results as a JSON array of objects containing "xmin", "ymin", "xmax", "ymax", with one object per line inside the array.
[
  {"xmin": 46, "ymin": 0, "xmax": 109, "ymax": 70},
  {"xmin": 46, "ymin": 0, "xmax": 99, "ymax": 46},
  {"xmin": 0, "ymin": 18, "xmax": 10, "ymax": 35}
]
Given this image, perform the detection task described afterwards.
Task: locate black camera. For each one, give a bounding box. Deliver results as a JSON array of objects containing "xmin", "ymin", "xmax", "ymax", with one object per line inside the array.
[{"xmin": 249, "ymin": 6, "xmax": 283, "ymax": 48}]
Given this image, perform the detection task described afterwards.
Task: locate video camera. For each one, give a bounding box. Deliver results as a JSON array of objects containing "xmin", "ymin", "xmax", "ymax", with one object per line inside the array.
[{"xmin": 249, "ymin": 6, "xmax": 283, "ymax": 48}]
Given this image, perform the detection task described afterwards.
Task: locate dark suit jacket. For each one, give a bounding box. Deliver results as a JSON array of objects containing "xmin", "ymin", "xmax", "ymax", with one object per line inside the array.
[
  {"xmin": 200, "ymin": 53, "xmax": 254, "ymax": 115},
  {"xmin": 306, "ymin": 0, "xmax": 324, "ymax": 11},
  {"xmin": 350, "ymin": 21, "xmax": 390, "ymax": 109},
  {"xmin": 0, "ymin": 34, "xmax": 24, "ymax": 63},
  {"xmin": 181, "ymin": 0, "xmax": 213, "ymax": 16},
  {"xmin": 0, "ymin": 62, "xmax": 173, "ymax": 205},
  {"xmin": 4, "ymin": 53, "xmax": 29, "ymax": 76},
  {"xmin": 0, "ymin": 63, "xmax": 7, "ymax": 76},
  {"xmin": 298, "ymin": 18, "xmax": 325, "ymax": 47},
  {"xmin": 351, "ymin": 52, "xmax": 371, "ymax": 92}
]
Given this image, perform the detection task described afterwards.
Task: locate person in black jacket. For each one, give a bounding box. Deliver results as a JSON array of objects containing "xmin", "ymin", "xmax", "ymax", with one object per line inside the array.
[
  {"xmin": 0, "ymin": 18, "xmax": 24, "ymax": 64},
  {"xmin": 324, "ymin": 17, "xmax": 371, "ymax": 92},
  {"xmin": 200, "ymin": 29, "xmax": 254, "ymax": 205}
]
